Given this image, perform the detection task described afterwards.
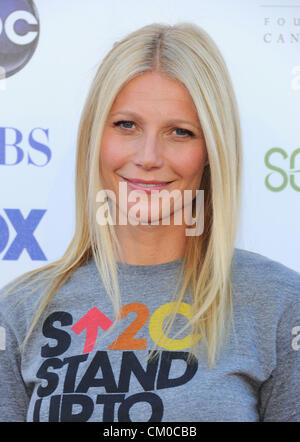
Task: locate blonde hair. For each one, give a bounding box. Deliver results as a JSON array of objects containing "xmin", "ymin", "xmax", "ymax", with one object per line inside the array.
[{"xmin": 2, "ymin": 22, "xmax": 242, "ymax": 367}]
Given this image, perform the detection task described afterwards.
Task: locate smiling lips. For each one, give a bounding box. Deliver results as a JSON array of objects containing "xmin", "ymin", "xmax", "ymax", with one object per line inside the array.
[{"xmin": 122, "ymin": 176, "xmax": 173, "ymax": 192}]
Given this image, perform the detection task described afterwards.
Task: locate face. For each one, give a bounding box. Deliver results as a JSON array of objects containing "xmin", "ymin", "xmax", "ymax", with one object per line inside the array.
[{"xmin": 99, "ymin": 72, "xmax": 208, "ymax": 226}]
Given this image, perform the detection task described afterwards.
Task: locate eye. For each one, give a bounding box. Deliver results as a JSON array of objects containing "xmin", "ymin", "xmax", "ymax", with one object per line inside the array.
[
  {"xmin": 173, "ymin": 128, "xmax": 195, "ymax": 138},
  {"xmin": 113, "ymin": 120, "xmax": 135, "ymax": 130}
]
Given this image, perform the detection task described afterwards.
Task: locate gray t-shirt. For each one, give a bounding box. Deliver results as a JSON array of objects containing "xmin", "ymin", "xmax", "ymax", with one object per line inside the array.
[{"xmin": 0, "ymin": 248, "xmax": 300, "ymax": 422}]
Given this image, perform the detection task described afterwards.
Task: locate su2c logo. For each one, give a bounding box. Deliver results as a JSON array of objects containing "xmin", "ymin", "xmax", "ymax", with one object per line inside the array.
[
  {"xmin": 70, "ymin": 303, "xmax": 201, "ymax": 353},
  {"xmin": 265, "ymin": 147, "xmax": 300, "ymax": 192},
  {"xmin": 0, "ymin": 0, "xmax": 40, "ymax": 78}
]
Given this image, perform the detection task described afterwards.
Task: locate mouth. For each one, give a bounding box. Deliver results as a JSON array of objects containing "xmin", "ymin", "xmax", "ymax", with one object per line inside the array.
[{"xmin": 121, "ymin": 177, "xmax": 174, "ymax": 191}]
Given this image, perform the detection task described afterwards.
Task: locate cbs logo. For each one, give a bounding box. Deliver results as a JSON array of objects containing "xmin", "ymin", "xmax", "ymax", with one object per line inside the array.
[{"xmin": 0, "ymin": 0, "xmax": 39, "ymax": 78}]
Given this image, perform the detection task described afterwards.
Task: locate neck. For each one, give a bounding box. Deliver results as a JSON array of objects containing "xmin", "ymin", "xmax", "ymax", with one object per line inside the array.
[{"xmin": 114, "ymin": 223, "xmax": 187, "ymax": 265}]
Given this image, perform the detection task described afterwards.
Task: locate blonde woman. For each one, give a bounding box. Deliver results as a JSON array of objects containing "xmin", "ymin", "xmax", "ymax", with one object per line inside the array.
[{"xmin": 0, "ymin": 22, "xmax": 299, "ymax": 423}]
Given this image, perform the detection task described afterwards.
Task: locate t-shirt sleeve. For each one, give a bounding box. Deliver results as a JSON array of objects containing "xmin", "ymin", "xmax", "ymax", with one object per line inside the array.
[
  {"xmin": 0, "ymin": 311, "xmax": 30, "ymax": 422},
  {"xmin": 258, "ymin": 299, "xmax": 300, "ymax": 422}
]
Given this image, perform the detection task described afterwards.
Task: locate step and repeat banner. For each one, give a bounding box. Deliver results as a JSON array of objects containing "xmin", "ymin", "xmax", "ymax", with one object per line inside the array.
[{"xmin": 0, "ymin": 0, "xmax": 299, "ymax": 288}]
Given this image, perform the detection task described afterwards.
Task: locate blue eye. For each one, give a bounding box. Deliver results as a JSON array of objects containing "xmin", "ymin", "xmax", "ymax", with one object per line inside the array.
[
  {"xmin": 174, "ymin": 128, "xmax": 195, "ymax": 137},
  {"xmin": 113, "ymin": 120, "xmax": 135, "ymax": 129}
]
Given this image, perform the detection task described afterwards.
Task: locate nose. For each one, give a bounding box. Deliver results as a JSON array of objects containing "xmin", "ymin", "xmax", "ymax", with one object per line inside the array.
[{"xmin": 133, "ymin": 131, "xmax": 164, "ymax": 170}]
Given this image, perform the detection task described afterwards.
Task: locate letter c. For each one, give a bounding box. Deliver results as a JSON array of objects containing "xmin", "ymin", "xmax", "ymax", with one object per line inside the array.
[
  {"xmin": 5, "ymin": 11, "xmax": 38, "ymax": 45},
  {"xmin": 149, "ymin": 302, "xmax": 200, "ymax": 350}
]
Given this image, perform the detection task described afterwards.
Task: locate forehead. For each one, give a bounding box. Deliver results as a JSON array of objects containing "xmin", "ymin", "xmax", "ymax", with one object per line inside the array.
[{"xmin": 110, "ymin": 72, "xmax": 199, "ymax": 118}]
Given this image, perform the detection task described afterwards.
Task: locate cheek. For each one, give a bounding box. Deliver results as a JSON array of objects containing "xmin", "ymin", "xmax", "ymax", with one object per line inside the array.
[
  {"xmin": 100, "ymin": 135, "xmax": 127, "ymax": 172},
  {"xmin": 173, "ymin": 146, "xmax": 207, "ymax": 181}
]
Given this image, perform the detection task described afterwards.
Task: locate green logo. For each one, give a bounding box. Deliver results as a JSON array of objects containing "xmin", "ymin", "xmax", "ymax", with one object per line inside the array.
[{"xmin": 265, "ymin": 147, "xmax": 300, "ymax": 191}]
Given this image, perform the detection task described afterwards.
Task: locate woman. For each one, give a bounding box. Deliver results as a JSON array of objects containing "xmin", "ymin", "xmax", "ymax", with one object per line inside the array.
[{"xmin": 0, "ymin": 22, "xmax": 299, "ymax": 422}]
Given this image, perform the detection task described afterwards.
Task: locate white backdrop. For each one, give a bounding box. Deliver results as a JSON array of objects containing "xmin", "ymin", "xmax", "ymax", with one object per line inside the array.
[{"xmin": 0, "ymin": 0, "xmax": 299, "ymax": 289}]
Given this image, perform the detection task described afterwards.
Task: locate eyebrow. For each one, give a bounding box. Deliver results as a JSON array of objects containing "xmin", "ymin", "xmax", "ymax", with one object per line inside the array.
[{"xmin": 109, "ymin": 110, "xmax": 202, "ymax": 130}]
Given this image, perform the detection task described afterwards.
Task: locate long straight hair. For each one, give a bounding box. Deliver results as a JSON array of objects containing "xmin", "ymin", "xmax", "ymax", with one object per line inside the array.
[{"xmin": 1, "ymin": 22, "xmax": 242, "ymax": 367}]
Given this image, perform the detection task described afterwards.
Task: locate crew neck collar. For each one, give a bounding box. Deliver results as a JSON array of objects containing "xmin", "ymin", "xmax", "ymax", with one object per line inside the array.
[
  {"xmin": 87, "ymin": 254, "xmax": 183, "ymax": 274},
  {"xmin": 116, "ymin": 256, "xmax": 183, "ymax": 273}
]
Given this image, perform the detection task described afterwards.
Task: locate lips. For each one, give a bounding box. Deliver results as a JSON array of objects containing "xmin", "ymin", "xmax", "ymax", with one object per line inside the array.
[{"xmin": 121, "ymin": 176, "xmax": 173, "ymax": 192}]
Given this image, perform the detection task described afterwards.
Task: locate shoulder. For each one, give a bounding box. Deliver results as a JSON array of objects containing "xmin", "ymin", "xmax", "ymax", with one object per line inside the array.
[
  {"xmin": 0, "ymin": 257, "xmax": 99, "ymax": 323},
  {"xmin": 0, "ymin": 267, "xmax": 49, "ymax": 326},
  {"xmin": 231, "ymin": 249, "xmax": 300, "ymax": 372},
  {"xmin": 232, "ymin": 247, "xmax": 300, "ymax": 313}
]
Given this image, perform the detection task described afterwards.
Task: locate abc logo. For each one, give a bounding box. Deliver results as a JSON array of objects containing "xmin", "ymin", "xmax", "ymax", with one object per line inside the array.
[{"xmin": 0, "ymin": 0, "xmax": 39, "ymax": 78}]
